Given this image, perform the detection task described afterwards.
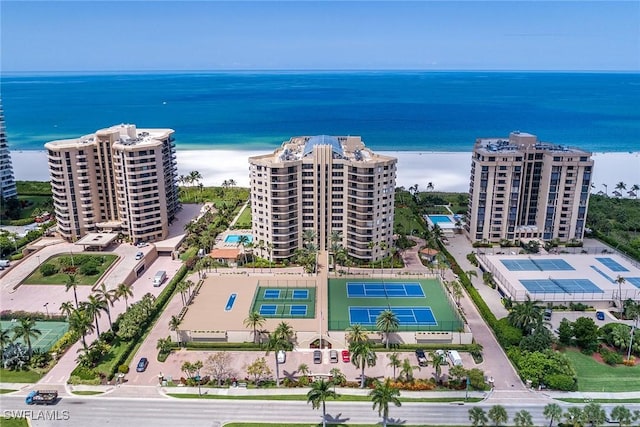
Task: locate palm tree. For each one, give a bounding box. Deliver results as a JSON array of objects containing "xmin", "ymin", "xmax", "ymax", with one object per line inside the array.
[
  {"xmin": 376, "ymin": 309, "xmax": 399, "ymax": 349},
  {"xmin": 65, "ymin": 273, "xmax": 79, "ymax": 308},
  {"xmin": 543, "ymin": 403, "xmax": 563, "ymax": 427},
  {"xmin": 488, "ymin": 404, "xmax": 509, "ymax": 426},
  {"xmin": 389, "ymin": 247, "xmax": 398, "ymax": 277},
  {"xmin": 0, "ymin": 328, "xmax": 13, "ymax": 363},
  {"xmin": 624, "ymin": 299, "xmax": 640, "ymax": 360},
  {"xmin": 583, "ymin": 402, "xmax": 606, "ymax": 427},
  {"xmin": 367, "ymin": 240, "xmax": 377, "ymax": 270},
  {"xmin": 387, "ymin": 352, "xmax": 401, "ymax": 380},
  {"xmin": 306, "ymin": 379, "xmax": 338, "ymax": 427},
  {"xmin": 69, "ymin": 308, "xmax": 95, "ymax": 349},
  {"xmin": 616, "ymin": 181, "xmax": 627, "ymax": 192},
  {"xmin": 95, "ymin": 284, "xmax": 116, "ymax": 329},
  {"xmin": 59, "ymin": 300, "xmax": 75, "ymax": 319},
  {"xmin": 429, "ymin": 351, "xmax": 443, "ymax": 383},
  {"xmin": 156, "ymin": 336, "xmax": 173, "ymax": 355},
  {"xmin": 12, "ymin": 318, "xmax": 42, "ymax": 356},
  {"xmin": 244, "ymin": 311, "xmax": 266, "ymax": 344},
  {"xmin": 298, "ymin": 363, "xmax": 311, "ymax": 378},
  {"xmin": 346, "ymin": 324, "xmax": 369, "ymax": 344},
  {"xmin": 630, "ymin": 184, "xmax": 640, "ymax": 199},
  {"xmin": 514, "ymin": 410, "xmax": 534, "ymax": 427},
  {"xmin": 468, "ymin": 407, "xmax": 489, "ymax": 427},
  {"xmin": 508, "ymin": 294, "xmax": 543, "ymax": 335},
  {"xmin": 426, "ymin": 182, "xmax": 434, "ymax": 191},
  {"xmin": 115, "ymin": 283, "xmax": 133, "ymax": 309},
  {"xmin": 266, "ymin": 322, "xmax": 295, "ymax": 387},
  {"xmin": 238, "ymin": 234, "xmax": 250, "ymax": 266},
  {"xmin": 616, "ymin": 275, "xmax": 626, "ymax": 314},
  {"xmin": 610, "ymin": 405, "xmax": 633, "ymax": 426},
  {"xmin": 176, "ymin": 281, "xmax": 190, "ymax": 306},
  {"xmin": 84, "ymin": 294, "xmax": 107, "ymax": 336},
  {"xmin": 369, "ymin": 379, "xmax": 401, "ymax": 427},
  {"xmin": 350, "ymin": 340, "xmax": 377, "ymax": 388},
  {"xmin": 399, "ymin": 358, "xmax": 418, "ymax": 382},
  {"xmin": 564, "ymin": 407, "xmax": 584, "ymax": 427},
  {"xmin": 168, "ymin": 315, "xmax": 181, "ymax": 344}
]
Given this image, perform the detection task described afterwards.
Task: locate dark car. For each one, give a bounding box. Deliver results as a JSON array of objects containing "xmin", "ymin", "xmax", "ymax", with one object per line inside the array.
[
  {"xmin": 596, "ymin": 311, "xmax": 605, "ymax": 321},
  {"xmin": 136, "ymin": 357, "xmax": 149, "ymax": 372},
  {"xmin": 415, "ymin": 349, "xmax": 427, "ymax": 367}
]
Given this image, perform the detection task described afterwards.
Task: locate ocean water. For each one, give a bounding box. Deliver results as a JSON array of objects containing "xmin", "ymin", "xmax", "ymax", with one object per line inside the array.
[{"xmin": 1, "ymin": 71, "xmax": 639, "ymax": 153}]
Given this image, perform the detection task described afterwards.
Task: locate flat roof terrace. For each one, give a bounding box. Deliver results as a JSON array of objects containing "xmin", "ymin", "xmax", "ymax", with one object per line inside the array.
[{"xmin": 478, "ymin": 253, "xmax": 640, "ymax": 303}]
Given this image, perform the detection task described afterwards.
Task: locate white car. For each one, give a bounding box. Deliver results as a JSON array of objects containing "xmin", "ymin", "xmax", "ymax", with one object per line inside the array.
[
  {"xmin": 135, "ymin": 252, "xmax": 144, "ymax": 260},
  {"xmin": 136, "ymin": 242, "xmax": 149, "ymax": 248}
]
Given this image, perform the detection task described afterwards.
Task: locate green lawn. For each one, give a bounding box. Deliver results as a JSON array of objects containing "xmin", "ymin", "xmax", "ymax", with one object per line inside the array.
[
  {"xmin": 71, "ymin": 390, "xmax": 104, "ymax": 395},
  {"xmin": 0, "ymin": 389, "xmax": 17, "ymax": 394},
  {"xmin": 22, "ymin": 253, "xmax": 118, "ymax": 286},
  {"xmin": 16, "ymin": 181, "xmax": 52, "ymax": 195},
  {"xmin": 558, "ymin": 397, "xmax": 640, "ymax": 403},
  {"xmin": 234, "ymin": 204, "xmax": 252, "ymax": 229},
  {"xmin": 168, "ymin": 393, "xmax": 481, "ymax": 403},
  {"xmin": 0, "ymin": 368, "xmax": 43, "ymax": 383},
  {"xmin": 224, "ymin": 424, "xmax": 470, "ymax": 427},
  {"xmin": 565, "ymin": 349, "xmax": 640, "ymax": 392},
  {"xmin": 0, "ymin": 418, "xmax": 29, "ymax": 427}
]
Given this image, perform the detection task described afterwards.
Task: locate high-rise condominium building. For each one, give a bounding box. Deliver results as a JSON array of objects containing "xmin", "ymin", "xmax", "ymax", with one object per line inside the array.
[
  {"xmin": 249, "ymin": 135, "xmax": 397, "ymax": 262},
  {"xmin": 466, "ymin": 131, "xmax": 593, "ymax": 243},
  {"xmin": 0, "ymin": 102, "xmax": 18, "ymax": 200},
  {"xmin": 45, "ymin": 124, "xmax": 179, "ymax": 242}
]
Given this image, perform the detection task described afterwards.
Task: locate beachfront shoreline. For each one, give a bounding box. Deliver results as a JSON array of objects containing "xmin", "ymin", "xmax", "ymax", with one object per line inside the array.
[{"xmin": 9, "ymin": 149, "xmax": 640, "ymax": 193}]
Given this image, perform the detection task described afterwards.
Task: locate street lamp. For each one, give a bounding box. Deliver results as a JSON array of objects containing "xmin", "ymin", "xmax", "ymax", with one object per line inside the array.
[
  {"xmin": 196, "ymin": 369, "xmax": 202, "ymax": 396},
  {"xmin": 43, "ymin": 303, "xmax": 49, "ymax": 317},
  {"xmin": 37, "ymin": 255, "xmax": 41, "ymax": 266}
]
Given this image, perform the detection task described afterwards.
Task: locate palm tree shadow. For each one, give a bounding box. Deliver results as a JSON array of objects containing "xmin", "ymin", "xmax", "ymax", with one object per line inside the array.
[
  {"xmin": 386, "ymin": 417, "xmax": 406, "ymax": 425},
  {"xmin": 324, "ymin": 412, "xmax": 349, "ymax": 424},
  {"xmin": 282, "ymin": 369, "xmax": 296, "ymax": 380}
]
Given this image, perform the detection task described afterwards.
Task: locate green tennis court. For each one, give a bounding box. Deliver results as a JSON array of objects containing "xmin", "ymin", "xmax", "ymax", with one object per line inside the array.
[
  {"xmin": 327, "ymin": 278, "xmax": 463, "ymax": 332},
  {"xmin": 0, "ymin": 320, "xmax": 69, "ymax": 353},
  {"xmin": 250, "ymin": 286, "xmax": 316, "ymax": 319}
]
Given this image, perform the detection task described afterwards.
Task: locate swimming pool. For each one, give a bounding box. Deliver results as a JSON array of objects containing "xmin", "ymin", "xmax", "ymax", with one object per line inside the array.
[
  {"xmin": 224, "ymin": 234, "xmax": 253, "ymax": 243},
  {"xmin": 428, "ymin": 215, "xmax": 453, "ymax": 224}
]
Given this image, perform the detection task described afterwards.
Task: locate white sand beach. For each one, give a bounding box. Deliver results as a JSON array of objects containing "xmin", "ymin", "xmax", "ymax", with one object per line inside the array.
[{"xmin": 9, "ymin": 150, "xmax": 640, "ymax": 194}]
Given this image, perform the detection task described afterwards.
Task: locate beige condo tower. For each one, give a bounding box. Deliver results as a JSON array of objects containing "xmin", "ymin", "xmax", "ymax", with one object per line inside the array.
[
  {"xmin": 466, "ymin": 131, "xmax": 594, "ymax": 244},
  {"xmin": 249, "ymin": 135, "xmax": 397, "ymax": 262},
  {"xmin": 45, "ymin": 124, "xmax": 179, "ymax": 242}
]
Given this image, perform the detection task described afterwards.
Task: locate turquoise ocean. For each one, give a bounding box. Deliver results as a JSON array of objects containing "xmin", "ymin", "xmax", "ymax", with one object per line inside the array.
[{"xmin": 1, "ymin": 71, "xmax": 639, "ymax": 153}]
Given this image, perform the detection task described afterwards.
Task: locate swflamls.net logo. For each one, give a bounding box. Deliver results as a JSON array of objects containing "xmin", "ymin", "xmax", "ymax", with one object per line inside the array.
[{"xmin": 3, "ymin": 409, "xmax": 70, "ymax": 421}]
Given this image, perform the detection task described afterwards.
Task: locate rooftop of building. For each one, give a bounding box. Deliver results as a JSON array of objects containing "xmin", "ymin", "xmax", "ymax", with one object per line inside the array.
[
  {"xmin": 475, "ymin": 131, "xmax": 591, "ymax": 156},
  {"xmin": 45, "ymin": 124, "xmax": 174, "ymax": 150},
  {"xmin": 251, "ymin": 134, "xmax": 396, "ymax": 164}
]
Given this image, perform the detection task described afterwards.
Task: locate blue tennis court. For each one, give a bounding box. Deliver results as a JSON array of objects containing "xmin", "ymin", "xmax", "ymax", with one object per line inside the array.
[
  {"xmin": 292, "ymin": 290, "xmax": 309, "ymax": 299},
  {"xmin": 347, "ymin": 282, "xmax": 425, "ymax": 298},
  {"xmin": 289, "ymin": 305, "xmax": 307, "ymax": 316},
  {"xmin": 596, "ymin": 257, "xmax": 629, "ymax": 272},
  {"xmin": 349, "ymin": 306, "xmax": 437, "ymax": 326},
  {"xmin": 519, "ymin": 278, "xmax": 603, "ymax": 294},
  {"xmin": 626, "ymin": 278, "xmax": 640, "ymax": 289},
  {"xmin": 590, "ymin": 265, "xmax": 616, "ymax": 283},
  {"xmin": 259, "ymin": 304, "xmax": 278, "ymax": 315},
  {"xmin": 264, "ymin": 289, "xmax": 281, "ymax": 299},
  {"xmin": 501, "ymin": 259, "xmax": 575, "ymax": 271}
]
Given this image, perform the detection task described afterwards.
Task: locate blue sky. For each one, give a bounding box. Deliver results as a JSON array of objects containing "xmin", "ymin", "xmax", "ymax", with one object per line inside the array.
[{"xmin": 2, "ymin": 1, "xmax": 638, "ymax": 71}]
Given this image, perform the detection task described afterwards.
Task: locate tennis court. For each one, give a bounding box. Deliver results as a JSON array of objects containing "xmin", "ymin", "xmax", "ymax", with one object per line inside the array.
[
  {"xmin": 596, "ymin": 257, "xmax": 629, "ymax": 272},
  {"xmin": 501, "ymin": 258, "xmax": 575, "ymax": 271},
  {"xmin": 626, "ymin": 278, "xmax": 640, "ymax": 288},
  {"xmin": 346, "ymin": 282, "xmax": 425, "ymax": 298},
  {"xmin": 349, "ymin": 307, "xmax": 437, "ymax": 326},
  {"xmin": 328, "ymin": 278, "xmax": 463, "ymax": 332},
  {"xmin": 519, "ymin": 278, "xmax": 603, "ymax": 294},
  {"xmin": 0, "ymin": 320, "xmax": 68, "ymax": 353},
  {"xmin": 250, "ymin": 286, "xmax": 316, "ymax": 319}
]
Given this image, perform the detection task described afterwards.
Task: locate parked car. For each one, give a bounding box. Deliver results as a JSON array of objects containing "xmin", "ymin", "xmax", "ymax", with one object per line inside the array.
[
  {"xmin": 135, "ymin": 251, "xmax": 144, "ymax": 260},
  {"xmin": 341, "ymin": 349, "xmax": 350, "ymax": 363},
  {"xmin": 277, "ymin": 350, "xmax": 286, "ymax": 364},
  {"xmin": 415, "ymin": 349, "xmax": 427, "ymax": 367},
  {"xmin": 329, "ymin": 349, "xmax": 338, "ymax": 363},
  {"xmin": 313, "ymin": 350, "xmax": 322, "ymax": 364},
  {"xmin": 136, "ymin": 242, "xmax": 149, "ymax": 248},
  {"xmin": 596, "ymin": 311, "xmax": 605, "ymax": 321},
  {"xmin": 136, "ymin": 357, "xmax": 149, "ymax": 372},
  {"xmin": 435, "ymin": 349, "xmax": 447, "ymax": 364}
]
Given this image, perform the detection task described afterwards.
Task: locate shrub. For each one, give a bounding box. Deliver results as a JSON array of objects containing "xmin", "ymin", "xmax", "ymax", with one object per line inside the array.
[
  {"xmin": 599, "ymin": 347, "xmax": 623, "ymax": 366},
  {"xmin": 623, "ymin": 356, "xmax": 636, "ymax": 367},
  {"xmin": 39, "ymin": 263, "xmax": 57, "ymax": 276},
  {"xmin": 118, "ymin": 364, "xmax": 130, "ymax": 374},
  {"xmin": 544, "ymin": 374, "xmax": 577, "ymax": 391},
  {"xmin": 79, "ymin": 261, "xmax": 100, "ymax": 276},
  {"xmin": 49, "ymin": 330, "xmax": 80, "ymax": 356},
  {"xmin": 70, "ymin": 365, "xmax": 99, "ymax": 381},
  {"xmin": 495, "ymin": 318, "xmax": 523, "ymax": 349}
]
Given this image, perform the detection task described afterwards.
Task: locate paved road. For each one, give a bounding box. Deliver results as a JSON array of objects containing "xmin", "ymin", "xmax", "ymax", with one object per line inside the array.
[{"xmin": 0, "ymin": 394, "xmax": 592, "ymax": 427}]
